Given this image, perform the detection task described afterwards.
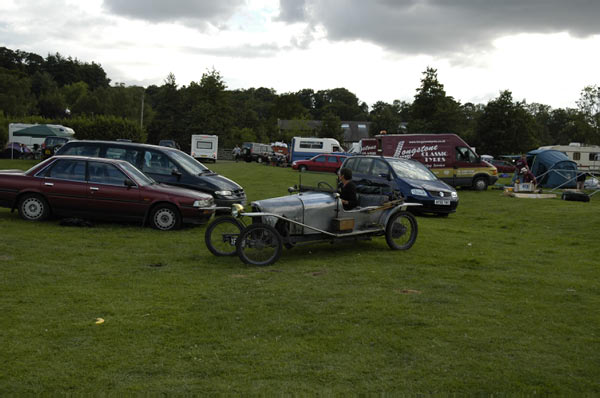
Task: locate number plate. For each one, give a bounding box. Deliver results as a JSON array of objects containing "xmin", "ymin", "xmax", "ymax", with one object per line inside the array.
[{"xmin": 435, "ymin": 199, "xmax": 451, "ymax": 205}]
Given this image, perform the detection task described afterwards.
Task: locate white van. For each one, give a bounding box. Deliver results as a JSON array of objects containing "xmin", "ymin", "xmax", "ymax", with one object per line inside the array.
[
  {"xmin": 289, "ymin": 137, "xmax": 344, "ymax": 162},
  {"xmin": 538, "ymin": 143, "xmax": 600, "ymax": 171},
  {"xmin": 9, "ymin": 123, "xmax": 75, "ymax": 149},
  {"xmin": 191, "ymin": 135, "xmax": 218, "ymax": 162}
]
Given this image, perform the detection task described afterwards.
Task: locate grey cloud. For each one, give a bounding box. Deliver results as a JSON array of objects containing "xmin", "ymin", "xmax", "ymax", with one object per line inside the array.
[
  {"xmin": 292, "ymin": 0, "xmax": 600, "ymax": 55},
  {"xmin": 276, "ymin": 0, "xmax": 307, "ymax": 23},
  {"xmin": 184, "ymin": 42, "xmax": 285, "ymax": 58},
  {"xmin": 102, "ymin": 0, "xmax": 244, "ymax": 26}
]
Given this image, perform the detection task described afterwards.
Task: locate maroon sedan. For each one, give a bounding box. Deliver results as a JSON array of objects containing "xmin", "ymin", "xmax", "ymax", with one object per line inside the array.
[
  {"xmin": 489, "ymin": 159, "xmax": 517, "ymax": 174},
  {"xmin": 292, "ymin": 154, "xmax": 348, "ymax": 173},
  {"xmin": 0, "ymin": 156, "xmax": 215, "ymax": 230}
]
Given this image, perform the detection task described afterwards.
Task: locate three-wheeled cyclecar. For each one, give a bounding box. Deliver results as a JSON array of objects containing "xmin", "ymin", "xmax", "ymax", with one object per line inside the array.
[{"xmin": 205, "ymin": 181, "xmax": 420, "ymax": 265}]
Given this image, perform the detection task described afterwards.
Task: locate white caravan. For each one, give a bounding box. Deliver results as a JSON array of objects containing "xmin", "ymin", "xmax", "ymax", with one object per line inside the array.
[
  {"xmin": 538, "ymin": 143, "xmax": 600, "ymax": 171},
  {"xmin": 191, "ymin": 134, "xmax": 218, "ymax": 162}
]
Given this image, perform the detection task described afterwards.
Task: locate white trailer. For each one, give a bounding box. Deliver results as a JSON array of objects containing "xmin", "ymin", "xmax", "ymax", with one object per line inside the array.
[
  {"xmin": 538, "ymin": 143, "xmax": 600, "ymax": 171},
  {"xmin": 191, "ymin": 134, "xmax": 218, "ymax": 162},
  {"xmin": 9, "ymin": 123, "xmax": 75, "ymax": 149}
]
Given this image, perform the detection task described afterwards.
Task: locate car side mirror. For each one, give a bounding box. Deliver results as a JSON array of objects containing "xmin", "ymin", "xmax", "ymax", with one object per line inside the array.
[
  {"xmin": 124, "ymin": 179, "xmax": 136, "ymax": 188},
  {"xmin": 379, "ymin": 173, "xmax": 392, "ymax": 181},
  {"xmin": 171, "ymin": 169, "xmax": 182, "ymax": 178}
]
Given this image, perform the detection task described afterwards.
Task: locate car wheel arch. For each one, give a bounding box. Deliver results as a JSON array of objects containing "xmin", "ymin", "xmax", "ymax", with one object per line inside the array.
[
  {"xmin": 13, "ymin": 190, "xmax": 51, "ymax": 213},
  {"xmin": 144, "ymin": 200, "xmax": 180, "ymax": 226}
]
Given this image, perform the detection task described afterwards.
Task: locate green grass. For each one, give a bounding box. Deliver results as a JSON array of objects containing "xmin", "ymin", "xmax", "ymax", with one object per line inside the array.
[{"xmin": 1, "ymin": 159, "xmax": 599, "ymax": 393}]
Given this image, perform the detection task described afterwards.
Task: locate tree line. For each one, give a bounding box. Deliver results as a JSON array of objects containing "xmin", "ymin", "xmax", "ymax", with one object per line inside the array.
[{"xmin": 1, "ymin": 46, "xmax": 599, "ymax": 156}]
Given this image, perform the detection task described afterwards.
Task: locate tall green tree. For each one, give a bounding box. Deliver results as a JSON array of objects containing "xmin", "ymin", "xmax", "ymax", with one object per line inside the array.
[
  {"xmin": 473, "ymin": 90, "xmax": 539, "ymax": 156},
  {"xmin": 408, "ymin": 67, "xmax": 465, "ymax": 135}
]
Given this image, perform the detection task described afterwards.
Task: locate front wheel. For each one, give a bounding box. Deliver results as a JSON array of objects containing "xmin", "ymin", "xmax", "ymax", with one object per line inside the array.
[
  {"xmin": 385, "ymin": 211, "xmax": 418, "ymax": 250},
  {"xmin": 299, "ymin": 165, "xmax": 307, "ymax": 172},
  {"xmin": 205, "ymin": 216, "xmax": 243, "ymax": 256},
  {"xmin": 473, "ymin": 177, "xmax": 488, "ymax": 191},
  {"xmin": 18, "ymin": 194, "xmax": 50, "ymax": 221},
  {"xmin": 149, "ymin": 204, "xmax": 181, "ymax": 231},
  {"xmin": 236, "ymin": 223, "xmax": 282, "ymax": 266}
]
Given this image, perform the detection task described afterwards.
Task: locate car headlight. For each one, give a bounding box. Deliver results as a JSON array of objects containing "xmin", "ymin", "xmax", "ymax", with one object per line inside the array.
[
  {"xmin": 451, "ymin": 191, "xmax": 458, "ymax": 199},
  {"xmin": 215, "ymin": 190, "xmax": 233, "ymax": 197},
  {"xmin": 193, "ymin": 199, "xmax": 212, "ymax": 208},
  {"xmin": 410, "ymin": 188, "xmax": 427, "ymax": 196},
  {"xmin": 231, "ymin": 203, "xmax": 244, "ymax": 217}
]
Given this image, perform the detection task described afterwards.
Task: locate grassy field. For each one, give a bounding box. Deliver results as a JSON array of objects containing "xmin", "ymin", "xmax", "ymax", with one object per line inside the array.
[{"xmin": 1, "ymin": 159, "xmax": 599, "ymax": 393}]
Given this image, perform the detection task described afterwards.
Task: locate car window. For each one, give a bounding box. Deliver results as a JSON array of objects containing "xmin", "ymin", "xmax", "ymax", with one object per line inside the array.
[
  {"xmin": 456, "ymin": 146, "xmax": 478, "ymax": 163},
  {"xmin": 88, "ymin": 161, "xmax": 128, "ymax": 186},
  {"xmin": 315, "ymin": 156, "xmax": 326, "ymax": 163},
  {"xmin": 168, "ymin": 150, "xmax": 209, "ymax": 175},
  {"xmin": 142, "ymin": 150, "xmax": 178, "ymax": 175},
  {"xmin": 327, "ymin": 156, "xmax": 339, "ymax": 163},
  {"xmin": 354, "ymin": 158, "xmax": 373, "ymax": 174},
  {"xmin": 370, "ymin": 159, "xmax": 389, "ymax": 176},
  {"xmin": 344, "ymin": 157, "xmax": 358, "ymax": 171},
  {"xmin": 388, "ymin": 159, "xmax": 437, "ymax": 181},
  {"xmin": 60, "ymin": 144, "xmax": 101, "ymax": 157},
  {"xmin": 46, "ymin": 159, "xmax": 86, "ymax": 181},
  {"xmin": 106, "ymin": 146, "xmax": 143, "ymax": 165}
]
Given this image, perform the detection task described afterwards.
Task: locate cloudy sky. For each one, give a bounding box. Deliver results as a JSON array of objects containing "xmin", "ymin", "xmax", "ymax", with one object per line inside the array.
[{"xmin": 1, "ymin": 0, "xmax": 600, "ymax": 109}]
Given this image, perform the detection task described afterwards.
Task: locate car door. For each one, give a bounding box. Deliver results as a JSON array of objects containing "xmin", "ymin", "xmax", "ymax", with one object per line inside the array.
[
  {"xmin": 140, "ymin": 149, "xmax": 182, "ymax": 186},
  {"xmin": 39, "ymin": 159, "xmax": 89, "ymax": 216},
  {"xmin": 453, "ymin": 146, "xmax": 478, "ymax": 186},
  {"xmin": 87, "ymin": 161, "xmax": 144, "ymax": 220},
  {"xmin": 312, "ymin": 155, "xmax": 327, "ymax": 172},
  {"xmin": 325, "ymin": 156, "xmax": 340, "ymax": 172}
]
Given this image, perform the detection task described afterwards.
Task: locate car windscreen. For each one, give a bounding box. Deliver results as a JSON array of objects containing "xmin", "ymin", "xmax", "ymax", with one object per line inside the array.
[
  {"xmin": 119, "ymin": 161, "xmax": 155, "ymax": 186},
  {"xmin": 388, "ymin": 159, "xmax": 438, "ymax": 181},
  {"xmin": 167, "ymin": 150, "xmax": 210, "ymax": 175}
]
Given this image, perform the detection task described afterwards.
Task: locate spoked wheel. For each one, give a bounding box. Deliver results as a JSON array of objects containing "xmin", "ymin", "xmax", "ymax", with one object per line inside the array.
[
  {"xmin": 385, "ymin": 211, "xmax": 418, "ymax": 250},
  {"xmin": 236, "ymin": 223, "xmax": 283, "ymax": 266},
  {"xmin": 205, "ymin": 216, "xmax": 244, "ymax": 256},
  {"xmin": 18, "ymin": 194, "xmax": 50, "ymax": 221},
  {"xmin": 150, "ymin": 204, "xmax": 181, "ymax": 231}
]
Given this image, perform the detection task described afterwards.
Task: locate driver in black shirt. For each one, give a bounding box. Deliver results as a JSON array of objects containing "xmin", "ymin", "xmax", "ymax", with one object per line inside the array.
[{"xmin": 338, "ymin": 167, "xmax": 358, "ymax": 210}]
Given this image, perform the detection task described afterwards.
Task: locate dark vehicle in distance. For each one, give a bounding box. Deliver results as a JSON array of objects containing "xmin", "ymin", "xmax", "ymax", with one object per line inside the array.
[
  {"xmin": 489, "ymin": 159, "xmax": 517, "ymax": 174},
  {"xmin": 341, "ymin": 156, "xmax": 459, "ymax": 216},
  {"xmin": 158, "ymin": 139, "xmax": 181, "ymax": 150},
  {"xmin": 292, "ymin": 154, "xmax": 348, "ymax": 173},
  {"xmin": 41, "ymin": 136, "xmax": 73, "ymax": 160},
  {"xmin": 55, "ymin": 140, "xmax": 246, "ymax": 208},
  {"xmin": 0, "ymin": 156, "xmax": 215, "ymax": 230},
  {"xmin": 241, "ymin": 142, "xmax": 273, "ymax": 163}
]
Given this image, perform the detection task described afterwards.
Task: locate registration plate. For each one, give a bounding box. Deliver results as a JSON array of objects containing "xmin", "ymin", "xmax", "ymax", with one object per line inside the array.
[{"xmin": 435, "ymin": 199, "xmax": 451, "ymax": 205}]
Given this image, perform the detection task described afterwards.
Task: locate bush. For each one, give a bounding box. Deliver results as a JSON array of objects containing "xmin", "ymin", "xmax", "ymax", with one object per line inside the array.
[{"xmin": 61, "ymin": 115, "xmax": 145, "ymax": 142}]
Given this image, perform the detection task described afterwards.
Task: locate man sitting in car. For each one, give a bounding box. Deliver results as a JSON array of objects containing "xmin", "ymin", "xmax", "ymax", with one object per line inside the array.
[{"xmin": 338, "ymin": 167, "xmax": 358, "ymax": 210}]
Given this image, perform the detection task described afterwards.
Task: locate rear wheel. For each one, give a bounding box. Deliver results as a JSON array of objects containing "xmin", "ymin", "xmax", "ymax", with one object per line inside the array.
[
  {"xmin": 18, "ymin": 194, "xmax": 50, "ymax": 221},
  {"xmin": 236, "ymin": 223, "xmax": 282, "ymax": 266},
  {"xmin": 150, "ymin": 204, "xmax": 181, "ymax": 231},
  {"xmin": 473, "ymin": 177, "xmax": 488, "ymax": 191},
  {"xmin": 385, "ymin": 211, "xmax": 418, "ymax": 250},
  {"xmin": 205, "ymin": 216, "xmax": 243, "ymax": 256}
]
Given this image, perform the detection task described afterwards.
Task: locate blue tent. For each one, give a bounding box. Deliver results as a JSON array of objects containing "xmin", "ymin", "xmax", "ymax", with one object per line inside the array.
[{"xmin": 527, "ymin": 149, "xmax": 577, "ymax": 188}]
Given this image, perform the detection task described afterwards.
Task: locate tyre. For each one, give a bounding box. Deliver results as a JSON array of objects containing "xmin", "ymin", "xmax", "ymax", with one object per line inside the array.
[
  {"xmin": 473, "ymin": 177, "xmax": 488, "ymax": 191},
  {"xmin": 236, "ymin": 223, "xmax": 282, "ymax": 266},
  {"xmin": 299, "ymin": 165, "xmax": 307, "ymax": 172},
  {"xmin": 18, "ymin": 194, "xmax": 50, "ymax": 221},
  {"xmin": 257, "ymin": 156, "xmax": 263, "ymax": 163},
  {"xmin": 205, "ymin": 216, "xmax": 244, "ymax": 256},
  {"xmin": 149, "ymin": 204, "xmax": 181, "ymax": 231},
  {"xmin": 385, "ymin": 211, "xmax": 418, "ymax": 250}
]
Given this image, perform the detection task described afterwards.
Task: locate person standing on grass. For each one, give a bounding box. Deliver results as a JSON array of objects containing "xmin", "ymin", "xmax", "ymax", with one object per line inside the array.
[
  {"xmin": 338, "ymin": 167, "xmax": 358, "ymax": 210},
  {"xmin": 232, "ymin": 145, "xmax": 241, "ymax": 162}
]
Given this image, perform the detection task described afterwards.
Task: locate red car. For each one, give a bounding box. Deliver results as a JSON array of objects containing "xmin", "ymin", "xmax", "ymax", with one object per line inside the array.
[
  {"xmin": 292, "ymin": 154, "xmax": 348, "ymax": 173},
  {"xmin": 489, "ymin": 159, "xmax": 517, "ymax": 174},
  {"xmin": 0, "ymin": 156, "xmax": 215, "ymax": 230}
]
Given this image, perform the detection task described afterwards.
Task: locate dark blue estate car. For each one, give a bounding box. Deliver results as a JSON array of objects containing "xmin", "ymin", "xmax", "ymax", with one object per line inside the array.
[
  {"xmin": 341, "ymin": 156, "xmax": 459, "ymax": 216},
  {"xmin": 55, "ymin": 140, "xmax": 245, "ymax": 208}
]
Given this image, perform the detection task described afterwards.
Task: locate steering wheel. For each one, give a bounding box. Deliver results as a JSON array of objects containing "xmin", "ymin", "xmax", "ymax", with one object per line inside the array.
[{"xmin": 317, "ymin": 181, "xmax": 334, "ymax": 191}]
